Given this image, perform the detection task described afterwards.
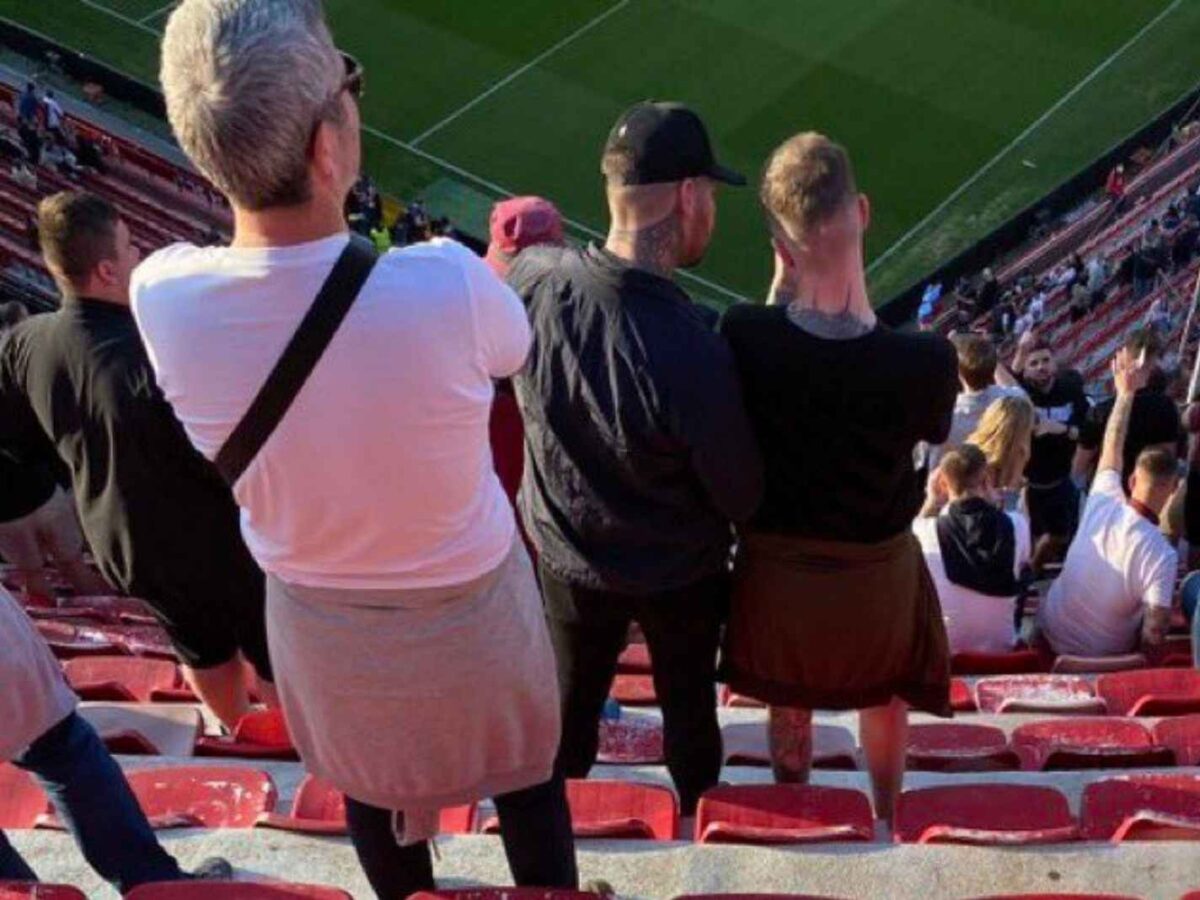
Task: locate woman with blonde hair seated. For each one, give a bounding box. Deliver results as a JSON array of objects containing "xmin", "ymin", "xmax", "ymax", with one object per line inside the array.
[{"xmin": 967, "ymin": 394, "xmax": 1037, "ymax": 498}]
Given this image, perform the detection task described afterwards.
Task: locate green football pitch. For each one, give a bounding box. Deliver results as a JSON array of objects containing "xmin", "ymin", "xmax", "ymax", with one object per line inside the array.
[{"xmin": 5, "ymin": 1, "xmax": 1200, "ymax": 307}]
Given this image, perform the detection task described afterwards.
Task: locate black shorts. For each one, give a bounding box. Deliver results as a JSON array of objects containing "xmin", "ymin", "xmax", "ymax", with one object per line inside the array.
[
  {"xmin": 131, "ymin": 545, "xmax": 272, "ymax": 680},
  {"xmin": 1026, "ymin": 478, "xmax": 1080, "ymax": 541}
]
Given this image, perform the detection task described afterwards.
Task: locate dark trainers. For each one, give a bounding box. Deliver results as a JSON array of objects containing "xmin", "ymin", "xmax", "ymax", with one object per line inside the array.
[{"xmin": 189, "ymin": 857, "xmax": 234, "ymax": 881}]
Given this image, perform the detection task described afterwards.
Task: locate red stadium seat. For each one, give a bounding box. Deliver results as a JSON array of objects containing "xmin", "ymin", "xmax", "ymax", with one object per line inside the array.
[
  {"xmin": 894, "ymin": 784, "xmax": 1078, "ymax": 845},
  {"xmin": 196, "ymin": 709, "xmax": 300, "ymax": 761},
  {"xmin": 481, "ymin": 779, "xmax": 677, "ymax": 840},
  {"xmin": 597, "ymin": 717, "xmax": 664, "ymax": 765},
  {"xmin": 0, "ymin": 765, "xmax": 47, "ymax": 828},
  {"xmin": 906, "ymin": 723, "xmax": 1020, "ymax": 772},
  {"xmin": 617, "ymin": 642, "xmax": 652, "ymax": 674},
  {"xmin": 124, "ymin": 885, "xmax": 351, "ymax": 899},
  {"xmin": 1011, "ymin": 718, "xmax": 1173, "ymax": 770},
  {"xmin": 1152, "ymin": 715, "xmax": 1200, "ymax": 766},
  {"xmin": 721, "ymin": 723, "xmax": 858, "ymax": 770},
  {"xmin": 694, "ymin": 784, "xmax": 874, "ymax": 845},
  {"xmin": 1051, "ymin": 653, "xmax": 1147, "ymax": 674},
  {"xmin": 256, "ymin": 774, "xmax": 474, "ymax": 836},
  {"xmin": 610, "ymin": 674, "xmax": 657, "ymax": 706},
  {"xmin": 1081, "ymin": 774, "xmax": 1200, "ymax": 841},
  {"xmin": 674, "ymin": 895, "xmax": 844, "ymax": 900},
  {"xmin": 719, "ymin": 685, "xmax": 765, "ymax": 708},
  {"xmin": 42, "ymin": 766, "xmax": 276, "ymax": 830},
  {"xmin": 409, "ymin": 892, "xmax": 599, "ymax": 900},
  {"xmin": 35, "ymin": 620, "xmax": 127, "ymax": 658},
  {"xmin": 950, "ymin": 678, "xmax": 976, "ymax": 712},
  {"xmin": 63, "ymin": 656, "xmax": 180, "ymax": 703},
  {"xmin": 1096, "ymin": 669, "xmax": 1200, "ymax": 716},
  {"xmin": 967, "ymin": 895, "xmax": 1141, "ymax": 899},
  {"xmin": 974, "ymin": 675, "xmax": 1104, "ymax": 714},
  {"xmin": 951, "ymin": 649, "xmax": 1046, "ymax": 676},
  {"xmin": 0, "ymin": 884, "xmax": 87, "ymax": 899}
]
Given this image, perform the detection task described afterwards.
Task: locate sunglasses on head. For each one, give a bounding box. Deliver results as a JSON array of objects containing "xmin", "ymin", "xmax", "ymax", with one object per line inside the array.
[{"xmin": 339, "ymin": 52, "xmax": 365, "ymax": 101}]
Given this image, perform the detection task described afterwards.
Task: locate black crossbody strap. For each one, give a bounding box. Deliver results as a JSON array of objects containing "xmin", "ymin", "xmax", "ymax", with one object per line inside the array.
[{"xmin": 215, "ymin": 236, "xmax": 378, "ymax": 486}]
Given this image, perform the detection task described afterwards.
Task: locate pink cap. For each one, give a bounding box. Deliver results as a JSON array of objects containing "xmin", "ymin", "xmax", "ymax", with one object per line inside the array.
[{"xmin": 485, "ymin": 196, "xmax": 565, "ymax": 276}]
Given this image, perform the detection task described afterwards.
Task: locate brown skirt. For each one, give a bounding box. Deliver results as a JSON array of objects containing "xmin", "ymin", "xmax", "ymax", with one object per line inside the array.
[{"xmin": 721, "ymin": 530, "xmax": 951, "ymax": 716}]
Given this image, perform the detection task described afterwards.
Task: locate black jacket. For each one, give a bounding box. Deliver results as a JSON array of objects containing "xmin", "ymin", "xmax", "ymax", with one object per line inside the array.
[{"xmin": 507, "ymin": 244, "xmax": 763, "ymax": 594}]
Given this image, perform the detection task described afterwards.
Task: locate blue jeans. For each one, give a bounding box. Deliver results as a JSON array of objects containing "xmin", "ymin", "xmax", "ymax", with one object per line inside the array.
[{"xmin": 0, "ymin": 712, "xmax": 183, "ymax": 892}]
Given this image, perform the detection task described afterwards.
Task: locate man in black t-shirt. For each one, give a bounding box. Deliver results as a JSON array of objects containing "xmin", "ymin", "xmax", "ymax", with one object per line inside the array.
[
  {"xmin": 0, "ymin": 192, "xmax": 272, "ymax": 729},
  {"xmin": 1074, "ymin": 328, "xmax": 1182, "ymax": 487},
  {"xmin": 1012, "ymin": 333, "xmax": 1090, "ymax": 568}
]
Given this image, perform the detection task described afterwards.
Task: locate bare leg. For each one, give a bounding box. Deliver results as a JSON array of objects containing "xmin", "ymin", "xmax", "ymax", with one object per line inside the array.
[
  {"xmin": 181, "ymin": 658, "xmax": 252, "ymax": 731},
  {"xmin": 859, "ymin": 698, "xmax": 908, "ymax": 826},
  {"xmin": 767, "ymin": 705, "xmax": 813, "ymax": 784}
]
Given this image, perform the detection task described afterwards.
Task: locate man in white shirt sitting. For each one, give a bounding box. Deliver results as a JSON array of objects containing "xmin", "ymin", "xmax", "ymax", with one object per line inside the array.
[
  {"xmin": 915, "ymin": 444, "xmax": 1031, "ymax": 653},
  {"xmin": 1038, "ymin": 348, "xmax": 1178, "ymax": 657}
]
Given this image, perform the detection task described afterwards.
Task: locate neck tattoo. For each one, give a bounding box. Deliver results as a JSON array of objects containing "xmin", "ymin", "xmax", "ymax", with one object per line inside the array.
[
  {"xmin": 610, "ymin": 216, "xmax": 680, "ymax": 279},
  {"xmin": 780, "ymin": 284, "xmax": 873, "ymax": 339}
]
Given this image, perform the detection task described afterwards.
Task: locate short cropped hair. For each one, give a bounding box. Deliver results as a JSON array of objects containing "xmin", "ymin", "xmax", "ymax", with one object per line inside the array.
[
  {"xmin": 940, "ymin": 444, "xmax": 989, "ymax": 495},
  {"xmin": 951, "ymin": 333, "xmax": 998, "ymax": 392},
  {"xmin": 1136, "ymin": 448, "xmax": 1179, "ymax": 487},
  {"xmin": 160, "ymin": 0, "xmax": 344, "ymax": 210},
  {"xmin": 37, "ymin": 192, "xmax": 119, "ymax": 293},
  {"xmin": 761, "ymin": 132, "xmax": 857, "ymax": 239}
]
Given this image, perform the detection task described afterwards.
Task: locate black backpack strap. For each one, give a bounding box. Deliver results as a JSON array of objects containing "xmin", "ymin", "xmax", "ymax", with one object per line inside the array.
[{"xmin": 215, "ymin": 236, "xmax": 378, "ymax": 485}]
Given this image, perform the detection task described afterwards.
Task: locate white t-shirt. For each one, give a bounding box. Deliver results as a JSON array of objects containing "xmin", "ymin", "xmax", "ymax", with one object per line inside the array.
[
  {"xmin": 132, "ymin": 235, "xmax": 530, "ymax": 590},
  {"xmin": 43, "ymin": 96, "xmax": 63, "ymax": 130},
  {"xmin": 1038, "ymin": 469, "xmax": 1176, "ymax": 655},
  {"xmin": 913, "ymin": 508, "xmax": 1031, "ymax": 654}
]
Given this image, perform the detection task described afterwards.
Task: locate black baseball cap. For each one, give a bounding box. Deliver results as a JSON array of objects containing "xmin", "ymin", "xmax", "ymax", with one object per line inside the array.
[{"xmin": 603, "ymin": 101, "xmax": 746, "ymax": 187}]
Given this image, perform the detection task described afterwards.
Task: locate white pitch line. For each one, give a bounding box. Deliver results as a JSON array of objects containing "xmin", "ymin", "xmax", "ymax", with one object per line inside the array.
[
  {"xmin": 409, "ymin": 0, "xmax": 630, "ymax": 147},
  {"xmin": 139, "ymin": 1, "xmax": 177, "ymax": 25},
  {"xmin": 867, "ymin": 0, "xmax": 1185, "ymax": 275},
  {"xmin": 77, "ymin": 0, "xmax": 745, "ymax": 303}
]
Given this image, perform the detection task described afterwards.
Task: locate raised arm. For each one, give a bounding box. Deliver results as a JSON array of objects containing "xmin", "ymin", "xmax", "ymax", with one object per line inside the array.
[{"xmin": 1098, "ymin": 348, "xmax": 1149, "ymax": 476}]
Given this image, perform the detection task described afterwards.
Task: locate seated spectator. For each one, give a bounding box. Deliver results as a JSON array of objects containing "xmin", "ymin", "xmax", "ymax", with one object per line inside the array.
[
  {"xmin": 1106, "ymin": 163, "xmax": 1127, "ymax": 209},
  {"xmin": 0, "ymin": 586, "xmax": 230, "ymax": 891},
  {"xmin": 720, "ymin": 133, "xmax": 956, "ymax": 824},
  {"xmin": 142, "ymin": 3, "xmax": 578, "ymax": 896},
  {"xmin": 915, "ymin": 445, "xmax": 1031, "ymax": 654},
  {"xmin": 42, "ymin": 137, "xmax": 80, "ymax": 177},
  {"xmin": 965, "ymin": 394, "xmax": 1036, "ymax": 507},
  {"xmin": 1173, "ymin": 214, "xmax": 1198, "ymax": 268},
  {"xmin": 976, "ymin": 267, "xmax": 999, "ymax": 315},
  {"xmin": 1074, "ymin": 328, "xmax": 1181, "ymax": 486},
  {"xmin": 11, "ymin": 162, "xmax": 38, "ymax": 191},
  {"xmin": 1038, "ymin": 350, "xmax": 1178, "ymax": 656},
  {"xmin": 0, "ymin": 192, "xmax": 274, "ymax": 730},
  {"xmin": 1068, "ymin": 281, "xmax": 1089, "ymax": 322},
  {"xmin": 74, "ymin": 133, "xmax": 107, "ymax": 173},
  {"xmin": 926, "ymin": 333, "xmax": 1025, "ymax": 472}
]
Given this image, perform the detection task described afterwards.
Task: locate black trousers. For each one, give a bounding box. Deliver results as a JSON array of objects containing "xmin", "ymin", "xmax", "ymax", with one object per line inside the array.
[
  {"xmin": 344, "ymin": 776, "xmax": 577, "ymax": 900},
  {"xmin": 539, "ymin": 564, "xmax": 725, "ymax": 814}
]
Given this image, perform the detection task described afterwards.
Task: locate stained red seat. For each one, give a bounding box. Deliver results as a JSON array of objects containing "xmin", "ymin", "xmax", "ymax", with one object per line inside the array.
[
  {"xmin": 0, "ymin": 885, "xmax": 87, "ymax": 899},
  {"xmin": 694, "ymin": 784, "xmax": 873, "ymax": 845},
  {"xmin": 256, "ymin": 774, "xmax": 474, "ymax": 835},
  {"xmin": 481, "ymin": 778, "xmax": 677, "ymax": 840},
  {"xmin": 35, "ymin": 620, "xmax": 127, "ymax": 658},
  {"xmin": 597, "ymin": 717, "xmax": 664, "ymax": 765},
  {"xmin": 1081, "ymin": 774, "xmax": 1200, "ymax": 841},
  {"xmin": 894, "ymin": 784, "xmax": 1078, "ymax": 845},
  {"xmin": 721, "ymin": 723, "xmax": 857, "ymax": 770},
  {"xmin": 0, "ymin": 765, "xmax": 47, "ymax": 828},
  {"xmin": 610, "ymin": 674, "xmax": 657, "ymax": 706},
  {"xmin": 1096, "ymin": 669, "xmax": 1200, "ymax": 716},
  {"xmin": 196, "ymin": 709, "xmax": 299, "ymax": 761},
  {"xmin": 950, "ymin": 678, "xmax": 976, "ymax": 712},
  {"xmin": 974, "ymin": 675, "xmax": 1104, "ymax": 714},
  {"xmin": 63, "ymin": 656, "xmax": 180, "ymax": 703},
  {"xmin": 124, "ymin": 885, "xmax": 351, "ymax": 899},
  {"xmin": 1152, "ymin": 715, "xmax": 1200, "ymax": 766},
  {"xmin": 617, "ymin": 642, "xmax": 651, "ymax": 674},
  {"xmin": 42, "ymin": 766, "xmax": 276, "ymax": 830},
  {"xmin": 951, "ymin": 649, "xmax": 1046, "ymax": 676},
  {"xmin": 906, "ymin": 723, "xmax": 1020, "ymax": 772},
  {"xmin": 1011, "ymin": 718, "xmax": 1173, "ymax": 770}
]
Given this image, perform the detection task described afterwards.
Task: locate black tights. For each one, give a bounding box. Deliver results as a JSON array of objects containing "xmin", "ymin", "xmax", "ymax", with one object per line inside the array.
[{"xmin": 344, "ymin": 776, "xmax": 578, "ymax": 899}]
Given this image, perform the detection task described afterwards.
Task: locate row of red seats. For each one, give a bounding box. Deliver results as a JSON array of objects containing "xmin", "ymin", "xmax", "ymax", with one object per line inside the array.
[{"xmin": 6, "ymin": 764, "xmax": 1200, "ymax": 847}]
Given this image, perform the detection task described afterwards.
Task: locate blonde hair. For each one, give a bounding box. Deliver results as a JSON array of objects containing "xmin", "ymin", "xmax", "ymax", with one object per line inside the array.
[
  {"xmin": 966, "ymin": 395, "xmax": 1035, "ymax": 490},
  {"xmin": 760, "ymin": 132, "xmax": 857, "ymax": 240}
]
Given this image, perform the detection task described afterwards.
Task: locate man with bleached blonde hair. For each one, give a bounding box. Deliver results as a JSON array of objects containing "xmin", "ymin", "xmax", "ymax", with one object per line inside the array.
[{"xmin": 719, "ymin": 133, "xmax": 957, "ymax": 826}]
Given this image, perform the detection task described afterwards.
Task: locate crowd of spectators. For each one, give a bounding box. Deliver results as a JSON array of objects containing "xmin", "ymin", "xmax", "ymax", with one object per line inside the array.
[{"xmin": 3, "ymin": 1, "xmax": 1200, "ymax": 898}]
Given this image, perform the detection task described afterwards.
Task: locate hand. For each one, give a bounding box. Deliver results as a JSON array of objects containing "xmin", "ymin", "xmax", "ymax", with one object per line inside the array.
[
  {"xmin": 1111, "ymin": 347, "xmax": 1150, "ymax": 397},
  {"xmin": 1034, "ymin": 418, "xmax": 1068, "ymax": 437}
]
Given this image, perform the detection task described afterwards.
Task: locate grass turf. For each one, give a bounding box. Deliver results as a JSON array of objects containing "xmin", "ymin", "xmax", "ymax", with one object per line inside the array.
[{"xmin": 4, "ymin": 0, "xmax": 1199, "ymax": 307}]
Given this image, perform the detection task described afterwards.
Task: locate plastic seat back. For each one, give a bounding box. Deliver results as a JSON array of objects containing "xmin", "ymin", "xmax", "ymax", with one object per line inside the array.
[
  {"xmin": 0, "ymin": 765, "xmax": 47, "ymax": 828},
  {"xmin": 1051, "ymin": 653, "xmax": 1147, "ymax": 674},
  {"xmin": 974, "ymin": 675, "xmax": 1102, "ymax": 714},
  {"xmin": 597, "ymin": 716, "xmax": 664, "ymax": 765},
  {"xmin": 721, "ymin": 722, "xmax": 857, "ymax": 770},
  {"xmin": 196, "ymin": 709, "xmax": 299, "ymax": 761},
  {"xmin": 951, "ymin": 649, "xmax": 1046, "ymax": 676},
  {"xmin": 1152, "ymin": 714, "xmax": 1200, "ymax": 766},
  {"xmin": 895, "ymin": 784, "xmax": 1078, "ymax": 845},
  {"xmin": 609, "ymin": 674, "xmax": 657, "ymax": 706},
  {"xmin": 564, "ymin": 778, "xmax": 678, "ymax": 840},
  {"xmin": 1096, "ymin": 668, "xmax": 1200, "ymax": 716},
  {"xmin": 1012, "ymin": 718, "xmax": 1172, "ymax": 770},
  {"xmin": 63, "ymin": 656, "xmax": 179, "ymax": 703},
  {"xmin": 0, "ymin": 884, "xmax": 88, "ymax": 899},
  {"xmin": 1081, "ymin": 773, "xmax": 1200, "ymax": 841},
  {"xmin": 695, "ymin": 784, "xmax": 873, "ymax": 846},
  {"xmin": 124, "ymin": 884, "xmax": 352, "ymax": 899},
  {"xmin": 124, "ymin": 766, "xmax": 277, "ymax": 828},
  {"xmin": 409, "ymin": 892, "xmax": 600, "ymax": 900},
  {"xmin": 906, "ymin": 723, "xmax": 1020, "ymax": 772}
]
